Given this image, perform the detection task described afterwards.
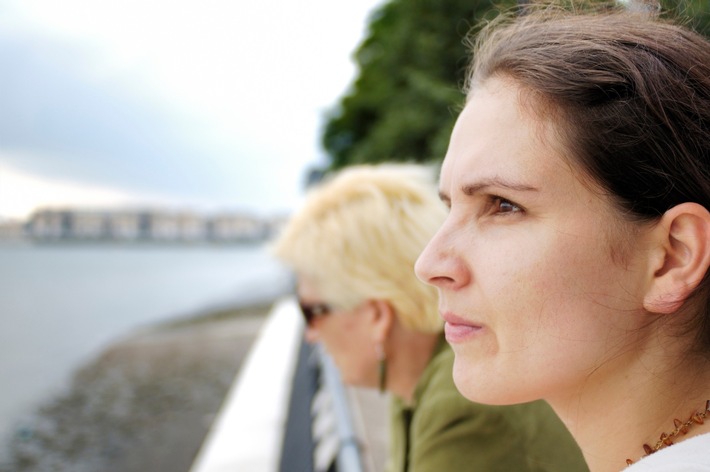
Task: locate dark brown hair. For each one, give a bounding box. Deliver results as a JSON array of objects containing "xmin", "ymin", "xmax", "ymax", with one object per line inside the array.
[{"xmin": 465, "ymin": 3, "xmax": 710, "ymax": 350}]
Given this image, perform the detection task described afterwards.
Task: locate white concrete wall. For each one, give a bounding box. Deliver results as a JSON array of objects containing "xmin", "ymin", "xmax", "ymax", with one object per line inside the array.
[{"xmin": 190, "ymin": 297, "xmax": 304, "ymax": 472}]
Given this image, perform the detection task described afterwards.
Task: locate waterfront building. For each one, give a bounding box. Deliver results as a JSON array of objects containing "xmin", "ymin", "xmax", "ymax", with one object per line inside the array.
[
  {"xmin": 71, "ymin": 211, "xmax": 108, "ymax": 240},
  {"xmin": 27, "ymin": 210, "xmax": 70, "ymax": 240},
  {"xmin": 106, "ymin": 212, "xmax": 143, "ymax": 241},
  {"xmin": 21, "ymin": 208, "xmax": 276, "ymax": 243},
  {"xmin": 209, "ymin": 213, "xmax": 266, "ymax": 242}
]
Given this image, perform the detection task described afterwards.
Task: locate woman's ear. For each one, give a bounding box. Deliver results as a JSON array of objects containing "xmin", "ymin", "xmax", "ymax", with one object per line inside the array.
[
  {"xmin": 369, "ymin": 299, "xmax": 395, "ymax": 343},
  {"xmin": 643, "ymin": 202, "xmax": 710, "ymax": 314}
]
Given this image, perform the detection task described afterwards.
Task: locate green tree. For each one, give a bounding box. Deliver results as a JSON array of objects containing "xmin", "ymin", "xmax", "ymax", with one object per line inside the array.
[
  {"xmin": 322, "ymin": 0, "xmax": 710, "ymax": 171},
  {"xmin": 664, "ymin": 0, "xmax": 710, "ymax": 33},
  {"xmin": 322, "ymin": 0, "xmax": 514, "ymax": 170}
]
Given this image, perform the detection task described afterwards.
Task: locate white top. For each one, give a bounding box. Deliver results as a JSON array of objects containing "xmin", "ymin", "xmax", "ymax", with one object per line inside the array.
[{"xmin": 624, "ymin": 432, "xmax": 710, "ymax": 471}]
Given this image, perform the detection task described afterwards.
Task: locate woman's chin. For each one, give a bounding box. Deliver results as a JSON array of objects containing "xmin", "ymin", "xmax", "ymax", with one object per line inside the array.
[{"xmin": 451, "ymin": 357, "xmax": 516, "ymax": 405}]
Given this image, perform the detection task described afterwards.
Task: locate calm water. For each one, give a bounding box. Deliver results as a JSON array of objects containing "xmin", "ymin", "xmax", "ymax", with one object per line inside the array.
[{"xmin": 0, "ymin": 242, "xmax": 292, "ymax": 452}]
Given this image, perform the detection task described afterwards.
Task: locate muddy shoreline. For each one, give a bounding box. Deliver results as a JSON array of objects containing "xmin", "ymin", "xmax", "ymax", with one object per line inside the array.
[{"xmin": 0, "ymin": 301, "xmax": 275, "ymax": 472}]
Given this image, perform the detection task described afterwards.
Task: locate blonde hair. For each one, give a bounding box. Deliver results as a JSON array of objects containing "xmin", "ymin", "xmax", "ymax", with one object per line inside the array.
[{"xmin": 271, "ymin": 163, "xmax": 446, "ymax": 333}]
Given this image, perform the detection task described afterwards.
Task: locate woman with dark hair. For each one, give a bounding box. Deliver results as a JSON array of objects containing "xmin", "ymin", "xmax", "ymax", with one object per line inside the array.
[{"xmin": 415, "ymin": 3, "xmax": 710, "ymax": 471}]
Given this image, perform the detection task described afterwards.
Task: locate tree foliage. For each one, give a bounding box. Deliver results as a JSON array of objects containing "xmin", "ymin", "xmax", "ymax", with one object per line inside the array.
[
  {"xmin": 664, "ymin": 0, "xmax": 710, "ymax": 33},
  {"xmin": 321, "ymin": 0, "xmax": 710, "ymax": 171},
  {"xmin": 322, "ymin": 0, "xmax": 514, "ymax": 170}
]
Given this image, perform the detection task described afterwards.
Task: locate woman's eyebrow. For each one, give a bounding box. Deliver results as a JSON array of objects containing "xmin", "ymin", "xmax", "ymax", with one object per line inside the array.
[
  {"xmin": 438, "ymin": 178, "xmax": 537, "ymax": 207},
  {"xmin": 461, "ymin": 178, "xmax": 538, "ymax": 196}
]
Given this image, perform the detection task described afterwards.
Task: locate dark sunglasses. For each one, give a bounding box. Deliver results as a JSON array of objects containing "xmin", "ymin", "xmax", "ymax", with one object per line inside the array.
[{"xmin": 298, "ymin": 300, "xmax": 332, "ymax": 326}]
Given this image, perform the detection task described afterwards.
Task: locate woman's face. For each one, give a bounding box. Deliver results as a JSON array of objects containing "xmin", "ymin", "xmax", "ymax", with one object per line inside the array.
[
  {"xmin": 415, "ymin": 77, "xmax": 652, "ymax": 406},
  {"xmin": 297, "ymin": 277, "xmax": 378, "ymax": 388}
]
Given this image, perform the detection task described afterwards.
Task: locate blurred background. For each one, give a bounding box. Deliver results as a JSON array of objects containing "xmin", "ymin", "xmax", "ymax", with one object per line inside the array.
[{"xmin": 0, "ymin": 0, "xmax": 708, "ymax": 471}]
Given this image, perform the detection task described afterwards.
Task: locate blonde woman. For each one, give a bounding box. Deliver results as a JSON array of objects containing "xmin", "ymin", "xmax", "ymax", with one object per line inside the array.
[{"xmin": 272, "ymin": 163, "xmax": 587, "ymax": 471}]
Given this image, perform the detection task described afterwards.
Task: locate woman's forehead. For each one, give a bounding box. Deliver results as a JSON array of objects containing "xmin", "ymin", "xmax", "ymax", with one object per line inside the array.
[{"xmin": 439, "ymin": 83, "xmax": 614, "ymax": 219}]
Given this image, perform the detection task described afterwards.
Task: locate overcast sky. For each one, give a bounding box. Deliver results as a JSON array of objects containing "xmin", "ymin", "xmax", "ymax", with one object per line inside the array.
[{"xmin": 0, "ymin": 0, "xmax": 385, "ymax": 220}]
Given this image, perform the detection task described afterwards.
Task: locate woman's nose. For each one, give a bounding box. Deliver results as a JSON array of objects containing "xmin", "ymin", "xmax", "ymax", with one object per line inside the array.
[{"xmin": 415, "ymin": 229, "xmax": 470, "ymax": 290}]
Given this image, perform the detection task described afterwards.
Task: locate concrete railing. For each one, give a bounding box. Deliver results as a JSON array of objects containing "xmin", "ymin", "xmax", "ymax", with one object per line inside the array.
[
  {"xmin": 190, "ymin": 297, "xmax": 303, "ymax": 472},
  {"xmin": 190, "ymin": 297, "xmax": 368, "ymax": 472}
]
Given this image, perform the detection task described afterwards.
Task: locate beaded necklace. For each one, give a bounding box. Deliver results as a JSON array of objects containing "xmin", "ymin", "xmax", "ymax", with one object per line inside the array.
[{"xmin": 625, "ymin": 400, "xmax": 710, "ymax": 466}]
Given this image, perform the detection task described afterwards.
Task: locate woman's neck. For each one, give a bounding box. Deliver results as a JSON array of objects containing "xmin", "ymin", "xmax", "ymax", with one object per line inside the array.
[
  {"xmin": 549, "ymin": 349, "xmax": 710, "ymax": 472},
  {"xmin": 386, "ymin": 330, "xmax": 440, "ymax": 405}
]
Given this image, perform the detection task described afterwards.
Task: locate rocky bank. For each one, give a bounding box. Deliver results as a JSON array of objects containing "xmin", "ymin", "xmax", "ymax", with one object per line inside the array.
[{"xmin": 0, "ymin": 302, "xmax": 273, "ymax": 472}]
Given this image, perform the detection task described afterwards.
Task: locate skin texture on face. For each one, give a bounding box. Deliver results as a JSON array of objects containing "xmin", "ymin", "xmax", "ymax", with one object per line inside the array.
[
  {"xmin": 415, "ymin": 77, "xmax": 655, "ymax": 407},
  {"xmin": 297, "ymin": 277, "xmax": 379, "ymax": 388}
]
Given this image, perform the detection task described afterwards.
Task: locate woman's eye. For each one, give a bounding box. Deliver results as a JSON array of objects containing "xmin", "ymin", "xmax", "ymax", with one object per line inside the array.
[{"xmin": 490, "ymin": 196, "xmax": 522, "ymax": 215}]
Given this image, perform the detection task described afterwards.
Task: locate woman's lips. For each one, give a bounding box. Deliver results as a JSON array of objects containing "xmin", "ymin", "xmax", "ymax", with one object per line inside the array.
[{"xmin": 442, "ymin": 312, "xmax": 483, "ymax": 343}]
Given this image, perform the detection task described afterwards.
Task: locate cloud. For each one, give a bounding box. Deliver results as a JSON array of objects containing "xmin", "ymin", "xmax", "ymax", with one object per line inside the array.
[
  {"xmin": 0, "ymin": 34, "xmax": 237, "ymax": 191},
  {"xmin": 0, "ymin": 160, "xmax": 172, "ymax": 219},
  {"xmin": 0, "ymin": 0, "xmax": 384, "ymax": 219}
]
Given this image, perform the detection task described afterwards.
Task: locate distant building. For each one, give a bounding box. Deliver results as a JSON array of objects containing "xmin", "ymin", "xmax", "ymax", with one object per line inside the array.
[
  {"xmin": 71, "ymin": 211, "xmax": 109, "ymax": 240},
  {"xmin": 27, "ymin": 210, "xmax": 70, "ymax": 240},
  {"xmin": 22, "ymin": 208, "xmax": 275, "ymax": 244},
  {"xmin": 148, "ymin": 211, "xmax": 181, "ymax": 241},
  {"xmin": 107, "ymin": 212, "xmax": 143, "ymax": 241},
  {"xmin": 209, "ymin": 213, "xmax": 267, "ymax": 242},
  {"xmin": 144, "ymin": 211, "xmax": 208, "ymax": 242},
  {"xmin": 176, "ymin": 212, "xmax": 208, "ymax": 242}
]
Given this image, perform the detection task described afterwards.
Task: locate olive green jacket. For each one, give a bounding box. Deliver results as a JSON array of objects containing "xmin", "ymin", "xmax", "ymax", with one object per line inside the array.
[{"xmin": 385, "ymin": 338, "xmax": 588, "ymax": 472}]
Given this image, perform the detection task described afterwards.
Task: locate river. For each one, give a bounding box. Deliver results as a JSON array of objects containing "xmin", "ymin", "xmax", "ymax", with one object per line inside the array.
[{"xmin": 0, "ymin": 242, "xmax": 292, "ymax": 455}]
